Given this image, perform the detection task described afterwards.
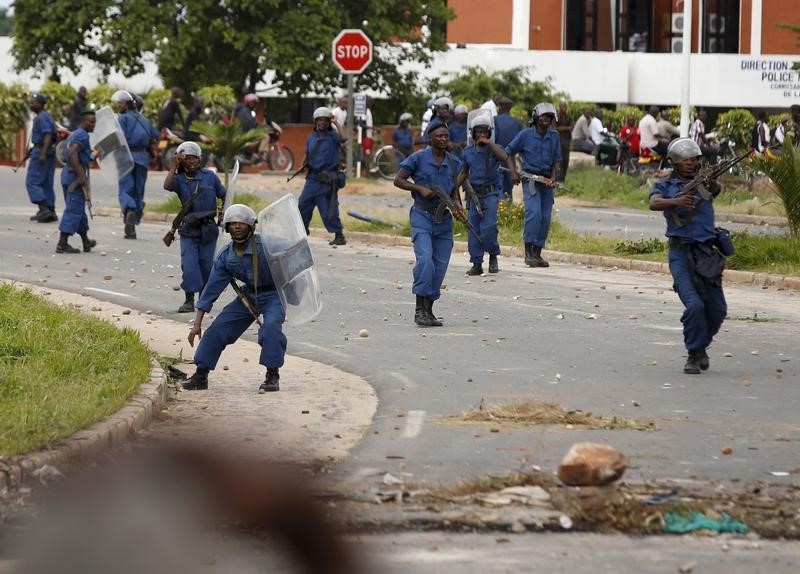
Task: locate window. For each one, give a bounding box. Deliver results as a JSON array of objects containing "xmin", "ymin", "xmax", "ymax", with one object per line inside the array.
[{"xmin": 703, "ymin": 0, "xmax": 739, "ymax": 53}]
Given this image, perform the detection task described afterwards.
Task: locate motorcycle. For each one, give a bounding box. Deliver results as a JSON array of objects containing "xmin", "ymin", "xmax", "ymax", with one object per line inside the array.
[
  {"xmin": 237, "ymin": 122, "xmax": 295, "ymax": 172},
  {"xmin": 595, "ymin": 133, "xmax": 639, "ymax": 177}
]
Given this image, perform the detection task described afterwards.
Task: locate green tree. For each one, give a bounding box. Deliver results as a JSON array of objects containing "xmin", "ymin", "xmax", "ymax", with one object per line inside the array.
[
  {"xmin": 749, "ymin": 136, "xmax": 800, "ymax": 237},
  {"xmin": 0, "ymin": 7, "xmax": 14, "ymax": 36},
  {"xmin": 0, "ymin": 83, "xmax": 29, "ymax": 159},
  {"xmin": 190, "ymin": 121, "xmax": 267, "ymax": 187}
]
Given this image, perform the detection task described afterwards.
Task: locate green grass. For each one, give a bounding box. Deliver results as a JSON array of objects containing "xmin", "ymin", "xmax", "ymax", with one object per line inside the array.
[
  {"xmin": 564, "ymin": 165, "xmax": 650, "ymax": 209},
  {"xmin": 0, "ymin": 285, "xmax": 151, "ymax": 456},
  {"xmin": 148, "ymin": 192, "xmax": 266, "ymax": 214}
]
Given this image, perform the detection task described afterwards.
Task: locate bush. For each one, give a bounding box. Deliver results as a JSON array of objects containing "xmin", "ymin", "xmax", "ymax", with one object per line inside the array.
[
  {"xmin": 197, "ymin": 84, "xmax": 237, "ymax": 124},
  {"xmin": 87, "ymin": 85, "xmax": 118, "ymax": 111},
  {"xmin": 0, "ymin": 83, "xmax": 29, "ymax": 159},
  {"xmin": 604, "ymin": 105, "xmax": 643, "ymax": 133},
  {"xmin": 714, "ymin": 108, "xmax": 756, "ymax": 150},
  {"xmin": 39, "ymin": 80, "xmax": 76, "ymax": 124}
]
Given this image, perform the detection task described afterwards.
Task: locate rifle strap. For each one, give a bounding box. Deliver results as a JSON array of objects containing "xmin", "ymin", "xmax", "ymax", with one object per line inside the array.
[{"xmin": 251, "ymin": 234, "xmax": 259, "ymax": 310}]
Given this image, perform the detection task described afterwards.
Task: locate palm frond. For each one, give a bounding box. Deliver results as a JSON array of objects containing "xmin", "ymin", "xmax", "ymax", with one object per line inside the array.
[
  {"xmin": 749, "ymin": 137, "xmax": 800, "ymax": 237},
  {"xmin": 188, "ymin": 120, "xmax": 269, "ymax": 182}
]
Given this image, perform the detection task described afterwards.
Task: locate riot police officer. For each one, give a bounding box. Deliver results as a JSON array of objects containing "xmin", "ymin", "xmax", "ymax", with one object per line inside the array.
[
  {"xmin": 26, "ymin": 93, "xmax": 59, "ymax": 223},
  {"xmin": 184, "ymin": 204, "xmax": 287, "ymax": 394},
  {"xmin": 649, "ymin": 138, "xmax": 728, "ymax": 374}
]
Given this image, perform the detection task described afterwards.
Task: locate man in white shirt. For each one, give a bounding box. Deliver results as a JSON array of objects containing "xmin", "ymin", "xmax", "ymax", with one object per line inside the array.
[
  {"xmin": 589, "ymin": 110, "xmax": 608, "ymax": 146},
  {"xmin": 639, "ymin": 106, "xmax": 667, "ymax": 157},
  {"xmin": 481, "ymin": 95, "xmax": 499, "ymax": 116},
  {"xmin": 570, "ymin": 108, "xmax": 596, "ymax": 154},
  {"xmin": 331, "ymin": 97, "xmax": 347, "ymax": 129}
]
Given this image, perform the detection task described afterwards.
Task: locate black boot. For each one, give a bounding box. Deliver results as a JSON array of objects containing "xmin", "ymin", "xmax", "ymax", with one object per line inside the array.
[
  {"xmin": 259, "ymin": 368, "xmax": 280, "ymax": 393},
  {"xmin": 534, "ymin": 246, "xmax": 550, "ymax": 268},
  {"xmin": 30, "ymin": 202, "xmax": 48, "ymax": 221},
  {"xmin": 414, "ymin": 295, "xmax": 434, "ymax": 327},
  {"xmin": 80, "ymin": 232, "xmax": 97, "ymax": 253},
  {"xmin": 488, "ymin": 254, "xmax": 499, "ymax": 274},
  {"xmin": 36, "ymin": 205, "xmax": 58, "ymax": 223},
  {"xmin": 697, "ymin": 348, "xmax": 710, "ymax": 371},
  {"xmin": 524, "ymin": 242, "xmax": 537, "ymax": 267},
  {"xmin": 424, "ymin": 297, "xmax": 443, "ymax": 327},
  {"xmin": 124, "ymin": 210, "xmax": 136, "ymax": 239},
  {"xmin": 178, "ymin": 292, "xmax": 195, "ymax": 313},
  {"xmin": 683, "ymin": 351, "xmax": 701, "ymax": 375},
  {"xmin": 466, "ymin": 262, "xmax": 483, "ymax": 276},
  {"xmin": 55, "ymin": 232, "xmax": 80, "ymax": 254},
  {"xmin": 182, "ymin": 367, "xmax": 209, "ymax": 390},
  {"xmin": 329, "ymin": 232, "xmax": 346, "ymax": 246}
]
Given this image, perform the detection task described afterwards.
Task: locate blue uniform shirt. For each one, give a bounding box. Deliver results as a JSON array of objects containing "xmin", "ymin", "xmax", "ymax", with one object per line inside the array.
[
  {"xmin": 448, "ymin": 122, "xmax": 468, "ymax": 157},
  {"xmin": 32, "ymin": 110, "xmax": 56, "ymax": 153},
  {"xmin": 197, "ymin": 238, "xmax": 277, "ymax": 312},
  {"xmin": 398, "ymin": 148, "xmax": 462, "ymax": 210},
  {"xmin": 393, "ymin": 127, "xmax": 414, "ymax": 153},
  {"xmin": 462, "ymin": 144, "xmax": 503, "ymax": 188},
  {"xmin": 305, "ymin": 129, "xmax": 341, "ymax": 173},
  {"xmin": 119, "ymin": 110, "xmax": 158, "ymax": 167},
  {"xmin": 505, "ymin": 127, "xmax": 561, "ymax": 175},
  {"xmin": 60, "ymin": 128, "xmax": 92, "ymax": 186},
  {"xmin": 171, "ymin": 169, "xmax": 226, "ymax": 214},
  {"xmin": 494, "ymin": 113, "xmax": 524, "ymax": 147},
  {"xmin": 650, "ymin": 176, "xmax": 717, "ymax": 244}
]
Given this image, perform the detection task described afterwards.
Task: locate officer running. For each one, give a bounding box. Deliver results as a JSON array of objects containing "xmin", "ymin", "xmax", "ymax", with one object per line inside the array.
[
  {"xmin": 183, "ymin": 204, "xmax": 287, "ymax": 394},
  {"xmin": 26, "ymin": 93, "xmax": 59, "ymax": 224},
  {"xmin": 394, "ymin": 117, "xmax": 467, "ymax": 327},
  {"xmin": 164, "ymin": 141, "xmax": 227, "ymax": 313},
  {"xmin": 505, "ymin": 102, "xmax": 562, "ymax": 268},
  {"xmin": 56, "ymin": 110, "xmax": 97, "ymax": 254},
  {"xmin": 298, "ymin": 107, "xmax": 347, "ymax": 246},
  {"xmin": 649, "ymin": 138, "xmax": 728, "ymax": 375},
  {"xmin": 456, "ymin": 115, "xmax": 514, "ymax": 275},
  {"xmin": 112, "ymin": 90, "xmax": 159, "ymax": 239}
]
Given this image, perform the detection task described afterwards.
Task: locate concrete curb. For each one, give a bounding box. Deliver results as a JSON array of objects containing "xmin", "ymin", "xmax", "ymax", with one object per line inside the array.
[{"xmin": 0, "ymin": 359, "xmax": 167, "ymax": 493}]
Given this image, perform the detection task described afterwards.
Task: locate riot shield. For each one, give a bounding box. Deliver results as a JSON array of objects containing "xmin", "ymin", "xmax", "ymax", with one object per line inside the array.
[
  {"xmin": 90, "ymin": 106, "xmax": 133, "ymax": 183},
  {"xmin": 467, "ymin": 108, "xmax": 495, "ymax": 146},
  {"xmin": 257, "ymin": 194, "xmax": 322, "ymax": 325},
  {"xmin": 215, "ymin": 159, "xmax": 239, "ymax": 257}
]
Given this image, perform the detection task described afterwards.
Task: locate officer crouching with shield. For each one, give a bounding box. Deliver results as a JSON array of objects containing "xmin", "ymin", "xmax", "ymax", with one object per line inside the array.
[
  {"xmin": 184, "ymin": 204, "xmax": 287, "ymax": 394},
  {"xmin": 164, "ymin": 141, "xmax": 227, "ymax": 313}
]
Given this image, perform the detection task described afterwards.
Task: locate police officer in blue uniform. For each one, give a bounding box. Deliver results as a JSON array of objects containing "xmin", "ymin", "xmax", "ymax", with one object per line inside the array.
[
  {"xmin": 298, "ymin": 107, "xmax": 347, "ymax": 246},
  {"xmin": 649, "ymin": 138, "xmax": 728, "ymax": 374},
  {"xmin": 448, "ymin": 105, "xmax": 469, "ymax": 159},
  {"xmin": 112, "ymin": 90, "xmax": 159, "ymax": 239},
  {"xmin": 493, "ymin": 97, "xmax": 523, "ymax": 200},
  {"xmin": 56, "ymin": 110, "xmax": 97, "ymax": 254},
  {"xmin": 394, "ymin": 118, "xmax": 467, "ymax": 327},
  {"xmin": 392, "ymin": 112, "xmax": 415, "ymax": 158},
  {"xmin": 505, "ymin": 102, "xmax": 562, "ymax": 268},
  {"xmin": 420, "ymin": 97, "xmax": 454, "ymax": 145},
  {"xmin": 26, "ymin": 94, "xmax": 59, "ymax": 223},
  {"xmin": 456, "ymin": 115, "xmax": 514, "ymax": 276},
  {"xmin": 164, "ymin": 141, "xmax": 227, "ymax": 313},
  {"xmin": 184, "ymin": 204, "xmax": 286, "ymax": 394}
]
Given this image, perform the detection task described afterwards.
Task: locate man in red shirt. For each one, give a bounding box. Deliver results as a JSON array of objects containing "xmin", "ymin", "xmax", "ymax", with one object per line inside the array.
[{"xmin": 619, "ymin": 115, "xmax": 640, "ymax": 156}]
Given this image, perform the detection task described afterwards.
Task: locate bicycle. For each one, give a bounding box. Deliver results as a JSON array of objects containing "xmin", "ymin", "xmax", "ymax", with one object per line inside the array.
[{"xmin": 372, "ymin": 144, "xmax": 407, "ymax": 180}]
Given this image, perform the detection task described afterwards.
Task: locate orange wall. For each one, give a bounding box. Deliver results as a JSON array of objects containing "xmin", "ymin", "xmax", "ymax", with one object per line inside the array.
[
  {"xmin": 447, "ymin": 0, "xmax": 513, "ymax": 44},
  {"xmin": 761, "ymin": 0, "xmax": 800, "ymax": 55},
  {"xmin": 530, "ymin": 0, "xmax": 563, "ymax": 49},
  {"xmin": 740, "ymin": 0, "xmax": 752, "ymax": 53}
]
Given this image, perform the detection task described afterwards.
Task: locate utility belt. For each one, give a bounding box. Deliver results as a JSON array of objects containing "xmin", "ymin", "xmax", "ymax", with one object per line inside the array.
[
  {"xmin": 668, "ymin": 237, "xmax": 713, "ymax": 249},
  {"xmin": 308, "ymin": 169, "xmax": 336, "ymax": 182},
  {"xmin": 472, "ymin": 183, "xmax": 495, "ymax": 195},
  {"xmin": 413, "ymin": 201, "xmax": 450, "ymax": 224},
  {"xmin": 413, "ymin": 202, "xmax": 441, "ymax": 216}
]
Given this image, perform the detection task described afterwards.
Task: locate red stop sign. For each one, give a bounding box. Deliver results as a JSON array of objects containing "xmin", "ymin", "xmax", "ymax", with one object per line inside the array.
[{"xmin": 332, "ymin": 29, "xmax": 373, "ymax": 74}]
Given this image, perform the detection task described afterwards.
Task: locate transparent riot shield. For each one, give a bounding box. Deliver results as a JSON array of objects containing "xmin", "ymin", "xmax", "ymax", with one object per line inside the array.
[
  {"xmin": 257, "ymin": 194, "xmax": 322, "ymax": 325},
  {"xmin": 215, "ymin": 159, "xmax": 239, "ymax": 257},
  {"xmin": 90, "ymin": 106, "xmax": 133, "ymax": 183},
  {"xmin": 466, "ymin": 108, "xmax": 495, "ymax": 146}
]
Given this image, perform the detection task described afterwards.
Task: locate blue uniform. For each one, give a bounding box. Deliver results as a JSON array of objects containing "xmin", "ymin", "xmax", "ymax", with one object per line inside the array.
[
  {"xmin": 461, "ymin": 143, "xmax": 504, "ymax": 264},
  {"xmin": 26, "ymin": 110, "xmax": 57, "ymax": 209},
  {"xmin": 448, "ymin": 121, "xmax": 468, "ymax": 159},
  {"xmin": 298, "ymin": 129, "xmax": 343, "ymax": 234},
  {"xmin": 651, "ymin": 177, "xmax": 727, "ymax": 352},
  {"xmin": 171, "ymin": 170, "xmax": 227, "ymax": 294},
  {"xmin": 194, "ymin": 238, "xmax": 286, "ymax": 371},
  {"xmin": 392, "ymin": 126, "xmax": 414, "ymax": 157},
  {"xmin": 505, "ymin": 127, "xmax": 562, "ymax": 247},
  {"xmin": 398, "ymin": 148, "xmax": 462, "ymax": 300},
  {"xmin": 58, "ymin": 128, "xmax": 92, "ymax": 236},
  {"xmin": 494, "ymin": 113, "xmax": 524, "ymax": 199},
  {"xmin": 118, "ymin": 110, "xmax": 158, "ymax": 224}
]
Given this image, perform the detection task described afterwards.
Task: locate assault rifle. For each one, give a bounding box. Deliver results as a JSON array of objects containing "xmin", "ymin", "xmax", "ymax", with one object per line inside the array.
[
  {"xmin": 12, "ymin": 147, "xmax": 32, "ymax": 173},
  {"xmin": 676, "ymin": 148, "xmax": 754, "ymax": 201},
  {"xmin": 461, "ymin": 179, "xmax": 484, "ymax": 217},
  {"xmin": 66, "ymin": 169, "xmax": 93, "ymax": 219},
  {"xmin": 498, "ymin": 166, "xmax": 573, "ymax": 194},
  {"xmin": 429, "ymin": 185, "xmax": 483, "ymax": 243},
  {"xmin": 163, "ymin": 182, "xmax": 202, "ymax": 247},
  {"xmin": 286, "ymin": 160, "xmax": 308, "ymax": 183},
  {"xmin": 229, "ymin": 280, "xmax": 263, "ymax": 327}
]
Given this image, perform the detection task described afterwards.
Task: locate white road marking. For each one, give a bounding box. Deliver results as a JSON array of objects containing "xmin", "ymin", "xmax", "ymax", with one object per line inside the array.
[
  {"xmin": 295, "ymin": 341, "xmax": 351, "ymax": 360},
  {"xmin": 390, "ymin": 371, "xmax": 418, "ymax": 389},
  {"xmin": 402, "ymin": 410, "xmax": 426, "ymax": 439},
  {"xmin": 83, "ymin": 287, "xmax": 135, "ymax": 298}
]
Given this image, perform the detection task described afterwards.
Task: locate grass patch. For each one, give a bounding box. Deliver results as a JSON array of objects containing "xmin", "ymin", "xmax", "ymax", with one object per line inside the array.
[
  {"xmin": 727, "ymin": 232, "xmax": 800, "ymax": 275},
  {"xmin": 0, "ymin": 284, "xmax": 151, "ymax": 457},
  {"xmin": 563, "ymin": 165, "xmax": 650, "ymax": 209},
  {"xmin": 444, "ymin": 399, "xmax": 657, "ymax": 431},
  {"xmin": 148, "ymin": 192, "xmax": 266, "ymax": 214}
]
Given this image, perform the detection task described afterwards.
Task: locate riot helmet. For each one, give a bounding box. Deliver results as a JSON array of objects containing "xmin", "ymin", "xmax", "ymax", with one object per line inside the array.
[
  {"xmin": 469, "ymin": 114, "xmax": 493, "ymax": 140},
  {"xmin": 398, "ymin": 112, "xmax": 413, "ymax": 124},
  {"xmin": 111, "ymin": 90, "xmax": 134, "ymax": 103},
  {"xmin": 176, "ymin": 141, "xmax": 201, "ymax": 157},
  {"xmin": 313, "ymin": 106, "xmax": 332, "ymax": 120},
  {"xmin": 531, "ymin": 102, "xmax": 556, "ymax": 126},
  {"xmin": 222, "ymin": 204, "xmax": 257, "ymax": 229},
  {"xmin": 667, "ymin": 138, "xmax": 702, "ymax": 162},
  {"xmin": 434, "ymin": 96, "xmax": 453, "ymax": 111}
]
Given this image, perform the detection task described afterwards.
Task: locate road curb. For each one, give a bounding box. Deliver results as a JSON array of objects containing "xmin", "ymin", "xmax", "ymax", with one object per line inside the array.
[{"xmin": 0, "ymin": 359, "xmax": 167, "ymax": 493}]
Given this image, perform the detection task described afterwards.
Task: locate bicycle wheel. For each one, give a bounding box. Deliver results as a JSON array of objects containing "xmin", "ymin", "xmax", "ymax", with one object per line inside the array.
[
  {"xmin": 267, "ymin": 145, "xmax": 294, "ymax": 172},
  {"xmin": 374, "ymin": 146, "xmax": 406, "ymax": 181}
]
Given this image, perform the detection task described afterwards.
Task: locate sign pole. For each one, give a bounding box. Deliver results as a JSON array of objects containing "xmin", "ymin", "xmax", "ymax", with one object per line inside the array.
[{"xmin": 346, "ymin": 73, "xmax": 355, "ymax": 178}]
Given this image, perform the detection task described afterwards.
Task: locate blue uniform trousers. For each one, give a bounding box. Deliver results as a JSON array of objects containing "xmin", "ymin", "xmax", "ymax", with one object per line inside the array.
[
  {"xmin": 194, "ymin": 291, "xmax": 287, "ymax": 371},
  {"xmin": 180, "ymin": 233, "xmax": 218, "ymax": 294},
  {"xmin": 58, "ymin": 184, "xmax": 88, "ymax": 236},
  {"xmin": 119, "ymin": 164, "xmax": 149, "ymax": 223},
  {"xmin": 298, "ymin": 178, "xmax": 343, "ymax": 234},
  {"xmin": 501, "ymin": 171, "xmax": 513, "ymax": 200},
  {"xmin": 467, "ymin": 192, "xmax": 501, "ymax": 263},
  {"xmin": 522, "ymin": 180, "xmax": 554, "ymax": 247},
  {"xmin": 26, "ymin": 154, "xmax": 56, "ymax": 208},
  {"xmin": 410, "ymin": 207, "xmax": 453, "ymax": 301},
  {"xmin": 668, "ymin": 247, "xmax": 727, "ymax": 351}
]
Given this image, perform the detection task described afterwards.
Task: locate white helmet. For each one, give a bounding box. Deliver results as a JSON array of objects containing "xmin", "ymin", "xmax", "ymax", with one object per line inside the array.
[
  {"xmin": 533, "ymin": 102, "xmax": 556, "ymax": 118},
  {"xmin": 222, "ymin": 204, "xmax": 257, "ymax": 228},
  {"xmin": 667, "ymin": 138, "xmax": 702, "ymax": 162},
  {"xmin": 398, "ymin": 112, "xmax": 413, "ymax": 123},
  {"xmin": 313, "ymin": 106, "xmax": 332, "ymax": 120},
  {"xmin": 176, "ymin": 141, "xmax": 201, "ymax": 157},
  {"xmin": 434, "ymin": 96, "xmax": 453, "ymax": 110},
  {"xmin": 470, "ymin": 115, "xmax": 492, "ymax": 129},
  {"xmin": 111, "ymin": 90, "xmax": 134, "ymax": 103},
  {"xmin": 454, "ymin": 104, "xmax": 469, "ymax": 115}
]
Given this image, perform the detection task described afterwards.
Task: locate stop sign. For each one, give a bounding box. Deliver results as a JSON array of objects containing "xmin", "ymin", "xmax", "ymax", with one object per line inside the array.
[{"xmin": 332, "ymin": 29, "xmax": 373, "ymax": 74}]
